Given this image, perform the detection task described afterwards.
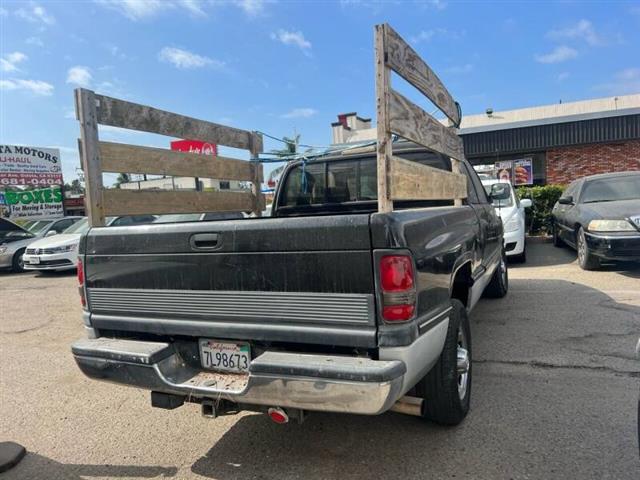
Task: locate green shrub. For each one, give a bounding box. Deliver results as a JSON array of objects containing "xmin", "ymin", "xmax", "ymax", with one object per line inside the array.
[{"xmin": 516, "ymin": 184, "xmax": 565, "ymax": 235}]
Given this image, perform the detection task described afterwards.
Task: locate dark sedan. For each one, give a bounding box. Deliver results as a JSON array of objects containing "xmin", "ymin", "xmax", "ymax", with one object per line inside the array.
[{"xmin": 551, "ymin": 171, "xmax": 640, "ymax": 270}]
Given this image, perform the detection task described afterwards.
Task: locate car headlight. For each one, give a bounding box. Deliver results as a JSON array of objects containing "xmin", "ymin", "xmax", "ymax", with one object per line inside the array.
[
  {"xmin": 587, "ymin": 219, "xmax": 635, "ymax": 232},
  {"xmin": 50, "ymin": 244, "xmax": 77, "ymax": 253},
  {"xmin": 0, "ymin": 246, "xmax": 7, "ymax": 254},
  {"xmin": 504, "ymin": 217, "xmax": 520, "ymax": 233}
]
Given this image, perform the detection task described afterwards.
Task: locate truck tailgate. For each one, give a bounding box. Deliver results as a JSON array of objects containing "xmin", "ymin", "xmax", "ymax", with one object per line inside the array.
[{"xmin": 82, "ymin": 215, "xmax": 377, "ymax": 347}]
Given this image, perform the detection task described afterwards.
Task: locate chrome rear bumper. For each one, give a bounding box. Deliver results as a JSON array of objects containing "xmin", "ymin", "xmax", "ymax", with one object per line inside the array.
[{"xmin": 71, "ymin": 338, "xmax": 406, "ymax": 415}]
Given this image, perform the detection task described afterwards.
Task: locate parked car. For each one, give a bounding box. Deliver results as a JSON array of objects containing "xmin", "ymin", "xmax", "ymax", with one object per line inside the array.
[
  {"xmin": 72, "ymin": 142, "xmax": 509, "ymax": 426},
  {"xmin": 0, "ymin": 216, "xmax": 84, "ymax": 273},
  {"xmin": 551, "ymin": 171, "xmax": 640, "ymax": 270},
  {"xmin": 482, "ymin": 179, "xmax": 532, "ymax": 262},
  {"xmin": 23, "ymin": 215, "xmax": 157, "ymax": 272}
]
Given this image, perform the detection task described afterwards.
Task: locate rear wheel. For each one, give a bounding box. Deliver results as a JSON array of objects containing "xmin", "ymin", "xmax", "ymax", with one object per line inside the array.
[
  {"xmin": 416, "ymin": 299, "xmax": 471, "ymax": 426},
  {"xmin": 577, "ymin": 227, "xmax": 599, "ymax": 270},
  {"xmin": 11, "ymin": 249, "xmax": 26, "ymax": 273},
  {"xmin": 484, "ymin": 251, "xmax": 508, "ymax": 298}
]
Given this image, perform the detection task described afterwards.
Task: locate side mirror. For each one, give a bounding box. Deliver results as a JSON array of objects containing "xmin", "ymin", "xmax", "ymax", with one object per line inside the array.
[
  {"xmin": 558, "ymin": 195, "xmax": 574, "ymax": 205},
  {"xmin": 520, "ymin": 198, "xmax": 532, "ymax": 209},
  {"xmin": 45, "ymin": 230, "xmax": 57, "ymax": 237}
]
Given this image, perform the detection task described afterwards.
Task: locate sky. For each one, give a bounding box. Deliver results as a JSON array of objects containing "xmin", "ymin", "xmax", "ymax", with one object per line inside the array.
[{"xmin": 1, "ymin": 0, "xmax": 639, "ymax": 184}]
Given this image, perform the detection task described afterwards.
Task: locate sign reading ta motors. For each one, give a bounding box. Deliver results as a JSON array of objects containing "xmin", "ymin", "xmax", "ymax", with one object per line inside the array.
[{"xmin": 0, "ymin": 145, "xmax": 63, "ymax": 186}]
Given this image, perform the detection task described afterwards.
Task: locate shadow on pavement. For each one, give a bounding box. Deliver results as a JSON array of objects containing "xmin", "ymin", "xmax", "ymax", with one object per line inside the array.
[
  {"xmin": 9, "ymin": 453, "xmax": 177, "ymax": 479},
  {"xmin": 508, "ymin": 241, "xmax": 576, "ymax": 268}
]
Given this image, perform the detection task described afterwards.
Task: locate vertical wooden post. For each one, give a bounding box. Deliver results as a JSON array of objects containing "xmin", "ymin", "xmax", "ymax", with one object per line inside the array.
[
  {"xmin": 447, "ymin": 117, "xmax": 463, "ymax": 207},
  {"xmin": 250, "ymin": 132, "xmax": 263, "ymax": 217},
  {"xmin": 375, "ymin": 24, "xmax": 393, "ymax": 213},
  {"xmin": 75, "ymin": 88, "xmax": 105, "ymax": 226}
]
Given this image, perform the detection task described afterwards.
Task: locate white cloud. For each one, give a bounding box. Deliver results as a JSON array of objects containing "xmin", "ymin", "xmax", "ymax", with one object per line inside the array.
[
  {"xmin": 547, "ymin": 19, "xmax": 603, "ymax": 46},
  {"xmin": 445, "ymin": 63, "xmax": 474, "ymax": 74},
  {"xmin": 594, "ymin": 68, "xmax": 640, "ymax": 94},
  {"xmin": 15, "ymin": 3, "xmax": 55, "ymax": 25},
  {"xmin": 281, "ymin": 108, "xmax": 317, "ymax": 119},
  {"xmin": 411, "ymin": 28, "xmax": 464, "ymax": 44},
  {"xmin": 96, "ymin": 0, "xmax": 205, "ymax": 20},
  {"xmin": 557, "ymin": 72, "xmax": 570, "ymax": 81},
  {"xmin": 535, "ymin": 45, "xmax": 578, "ymax": 64},
  {"xmin": 270, "ymin": 29, "xmax": 312, "ymax": 55},
  {"xmin": 158, "ymin": 47, "xmax": 224, "ymax": 69},
  {"xmin": 25, "ymin": 36, "xmax": 44, "ymax": 47},
  {"xmin": 67, "ymin": 66, "xmax": 93, "ymax": 87},
  {"xmin": 1, "ymin": 52, "xmax": 28, "ymax": 72},
  {"xmin": 235, "ymin": 0, "xmax": 268, "ymax": 17},
  {"xmin": 0, "ymin": 7, "xmax": 8, "ymax": 16},
  {"xmin": 0, "ymin": 79, "xmax": 54, "ymax": 96}
]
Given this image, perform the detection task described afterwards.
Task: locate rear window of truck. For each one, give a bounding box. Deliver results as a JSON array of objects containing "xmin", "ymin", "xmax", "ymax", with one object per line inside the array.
[{"xmin": 280, "ymin": 151, "xmax": 451, "ymax": 209}]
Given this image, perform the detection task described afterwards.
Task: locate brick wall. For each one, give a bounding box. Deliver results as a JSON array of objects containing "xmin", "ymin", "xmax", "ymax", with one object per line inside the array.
[{"xmin": 546, "ymin": 139, "xmax": 640, "ymax": 184}]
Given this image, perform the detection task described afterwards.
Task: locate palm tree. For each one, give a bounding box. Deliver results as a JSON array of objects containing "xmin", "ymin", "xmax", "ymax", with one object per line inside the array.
[{"xmin": 115, "ymin": 173, "xmax": 130, "ymax": 188}]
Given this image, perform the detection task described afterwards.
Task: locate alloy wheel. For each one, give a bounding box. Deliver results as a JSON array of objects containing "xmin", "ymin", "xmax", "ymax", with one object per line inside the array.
[{"xmin": 457, "ymin": 327, "xmax": 470, "ymax": 400}]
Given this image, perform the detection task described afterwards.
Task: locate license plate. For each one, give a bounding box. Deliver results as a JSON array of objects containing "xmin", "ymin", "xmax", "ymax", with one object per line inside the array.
[
  {"xmin": 199, "ymin": 339, "xmax": 250, "ymax": 373},
  {"xmin": 28, "ymin": 257, "xmax": 40, "ymax": 264}
]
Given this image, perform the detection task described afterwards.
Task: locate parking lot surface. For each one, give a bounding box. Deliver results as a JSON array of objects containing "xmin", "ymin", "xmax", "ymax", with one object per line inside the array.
[{"xmin": 1, "ymin": 242, "xmax": 639, "ymax": 479}]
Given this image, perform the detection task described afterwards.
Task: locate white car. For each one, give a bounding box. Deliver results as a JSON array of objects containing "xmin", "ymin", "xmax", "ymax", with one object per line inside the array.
[
  {"xmin": 23, "ymin": 217, "xmax": 89, "ymax": 271},
  {"xmin": 482, "ymin": 179, "xmax": 532, "ymax": 262},
  {"xmin": 22, "ymin": 215, "xmax": 157, "ymax": 272}
]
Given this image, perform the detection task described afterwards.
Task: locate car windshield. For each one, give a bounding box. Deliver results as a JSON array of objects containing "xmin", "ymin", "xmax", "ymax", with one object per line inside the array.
[
  {"xmin": 483, "ymin": 183, "xmax": 514, "ymax": 208},
  {"xmin": 63, "ymin": 218, "xmax": 90, "ymax": 234},
  {"xmin": 581, "ymin": 175, "xmax": 640, "ymax": 203},
  {"xmin": 26, "ymin": 220, "xmax": 54, "ymax": 233}
]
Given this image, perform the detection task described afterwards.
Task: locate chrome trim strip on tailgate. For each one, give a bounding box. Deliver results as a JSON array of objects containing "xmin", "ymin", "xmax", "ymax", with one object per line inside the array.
[{"xmin": 87, "ymin": 288, "xmax": 375, "ymax": 325}]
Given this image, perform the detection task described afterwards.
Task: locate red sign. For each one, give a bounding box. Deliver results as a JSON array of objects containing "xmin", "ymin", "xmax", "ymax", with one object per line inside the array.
[{"xmin": 170, "ymin": 139, "xmax": 217, "ymax": 157}]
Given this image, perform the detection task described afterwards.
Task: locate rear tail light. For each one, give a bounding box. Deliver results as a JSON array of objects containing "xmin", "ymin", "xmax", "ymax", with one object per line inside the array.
[
  {"xmin": 77, "ymin": 258, "xmax": 86, "ymax": 308},
  {"xmin": 380, "ymin": 255, "xmax": 416, "ymax": 322}
]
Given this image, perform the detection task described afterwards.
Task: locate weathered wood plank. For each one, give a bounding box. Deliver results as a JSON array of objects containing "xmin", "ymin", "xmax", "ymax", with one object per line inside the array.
[
  {"xmin": 95, "ymin": 94, "xmax": 263, "ymax": 152},
  {"xmin": 383, "ymin": 24, "xmax": 461, "ymax": 127},
  {"xmin": 102, "ymin": 189, "xmax": 258, "ymax": 217},
  {"xmin": 375, "ymin": 23, "xmax": 393, "ymax": 213},
  {"xmin": 249, "ymin": 134, "xmax": 263, "ymax": 216},
  {"xmin": 98, "ymin": 141, "xmax": 260, "ymax": 182},
  {"xmin": 389, "ymin": 89, "xmax": 464, "ymax": 161},
  {"xmin": 75, "ymin": 88, "xmax": 106, "ymax": 226},
  {"xmin": 389, "ymin": 155, "xmax": 467, "ymax": 201}
]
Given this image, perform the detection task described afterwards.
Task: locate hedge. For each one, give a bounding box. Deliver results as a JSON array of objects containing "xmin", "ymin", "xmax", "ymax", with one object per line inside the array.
[{"xmin": 516, "ymin": 184, "xmax": 565, "ymax": 235}]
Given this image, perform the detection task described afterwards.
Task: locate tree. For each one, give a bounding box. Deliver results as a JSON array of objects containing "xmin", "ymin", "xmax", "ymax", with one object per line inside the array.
[
  {"xmin": 115, "ymin": 173, "xmax": 131, "ymax": 188},
  {"xmin": 270, "ymin": 134, "xmax": 300, "ymax": 158},
  {"xmin": 64, "ymin": 178, "xmax": 84, "ymax": 194}
]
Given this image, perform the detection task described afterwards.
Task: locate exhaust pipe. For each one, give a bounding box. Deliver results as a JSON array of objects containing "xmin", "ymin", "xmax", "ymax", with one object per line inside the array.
[{"xmin": 390, "ymin": 396, "xmax": 423, "ymax": 417}]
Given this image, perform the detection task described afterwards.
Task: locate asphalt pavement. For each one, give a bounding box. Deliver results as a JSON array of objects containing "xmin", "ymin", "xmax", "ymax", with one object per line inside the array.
[{"xmin": 1, "ymin": 241, "xmax": 638, "ymax": 479}]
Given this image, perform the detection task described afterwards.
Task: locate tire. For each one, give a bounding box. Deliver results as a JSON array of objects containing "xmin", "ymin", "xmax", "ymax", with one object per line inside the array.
[
  {"xmin": 576, "ymin": 227, "xmax": 599, "ymax": 270},
  {"xmin": 552, "ymin": 221, "xmax": 564, "ymax": 247},
  {"xmin": 483, "ymin": 250, "xmax": 508, "ymax": 298},
  {"xmin": 11, "ymin": 248, "xmax": 26, "ymax": 273},
  {"xmin": 415, "ymin": 299, "xmax": 471, "ymax": 426}
]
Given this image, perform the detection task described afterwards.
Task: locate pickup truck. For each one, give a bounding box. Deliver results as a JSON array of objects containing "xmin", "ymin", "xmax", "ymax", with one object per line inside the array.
[{"xmin": 71, "ymin": 142, "xmax": 507, "ymax": 426}]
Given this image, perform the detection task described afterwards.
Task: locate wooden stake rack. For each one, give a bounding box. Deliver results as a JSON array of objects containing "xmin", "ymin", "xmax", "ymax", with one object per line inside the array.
[
  {"xmin": 75, "ymin": 89, "xmax": 264, "ymax": 226},
  {"xmin": 375, "ymin": 23, "xmax": 467, "ymax": 212}
]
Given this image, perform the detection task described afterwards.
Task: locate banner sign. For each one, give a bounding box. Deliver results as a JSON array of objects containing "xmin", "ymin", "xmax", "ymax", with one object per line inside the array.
[
  {"xmin": 0, "ymin": 145, "xmax": 63, "ymax": 186},
  {"xmin": 513, "ymin": 158, "xmax": 533, "ymax": 185},
  {"xmin": 170, "ymin": 139, "xmax": 217, "ymax": 157},
  {"xmin": 494, "ymin": 158, "xmax": 533, "ymax": 186},
  {"xmin": 2, "ymin": 186, "xmax": 64, "ymax": 218}
]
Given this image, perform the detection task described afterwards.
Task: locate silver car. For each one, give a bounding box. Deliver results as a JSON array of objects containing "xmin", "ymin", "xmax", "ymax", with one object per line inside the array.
[{"xmin": 0, "ymin": 216, "xmax": 84, "ymax": 273}]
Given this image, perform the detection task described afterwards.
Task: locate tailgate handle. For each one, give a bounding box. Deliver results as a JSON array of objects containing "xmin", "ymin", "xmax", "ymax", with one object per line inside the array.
[{"xmin": 190, "ymin": 233, "xmax": 219, "ymax": 250}]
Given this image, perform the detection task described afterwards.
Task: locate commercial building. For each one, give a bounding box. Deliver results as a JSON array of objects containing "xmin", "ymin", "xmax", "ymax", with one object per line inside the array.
[{"xmin": 330, "ymin": 94, "xmax": 640, "ymax": 185}]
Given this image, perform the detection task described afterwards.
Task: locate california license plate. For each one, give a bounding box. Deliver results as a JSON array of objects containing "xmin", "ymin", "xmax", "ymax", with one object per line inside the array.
[{"xmin": 199, "ymin": 339, "xmax": 250, "ymax": 373}]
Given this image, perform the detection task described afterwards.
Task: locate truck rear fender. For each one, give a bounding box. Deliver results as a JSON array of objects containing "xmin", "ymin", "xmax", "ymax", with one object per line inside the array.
[{"xmin": 449, "ymin": 257, "xmax": 474, "ymax": 309}]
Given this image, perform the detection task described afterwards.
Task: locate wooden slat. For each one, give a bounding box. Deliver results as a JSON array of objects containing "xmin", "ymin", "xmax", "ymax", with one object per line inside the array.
[
  {"xmin": 102, "ymin": 189, "xmax": 259, "ymax": 217},
  {"xmin": 375, "ymin": 23, "xmax": 393, "ymax": 213},
  {"xmin": 98, "ymin": 141, "xmax": 260, "ymax": 182},
  {"xmin": 389, "ymin": 89, "xmax": 464, "ymax": 161},
  {"xmin": 249, "ymin": 134, "xmax": 263, "ymax": 217},
  {"xmin": 94, "ymin": 93, "xmax": 263, "ymax": 152},
  {"xmin": 383, "ymin": 24, "xmax": 461, "ymax": 127},
  {"xmin": 389, "ymin": 156, "xmax": 467, "ymax": 201},
  {"xmin": 75, "ymin": 89, "xmax": 106, "ymax": 226}
]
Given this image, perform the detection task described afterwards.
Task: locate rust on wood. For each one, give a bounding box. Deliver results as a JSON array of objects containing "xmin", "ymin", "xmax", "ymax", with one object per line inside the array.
[
  {"xmin": 389, "ymin": 156, "xmax": 467, "ymax": 201},
  {"xmin": 383, "ymin": 24, "xmax": 461, "ymax": 127},
  {"xmin": 389, "ymin": 89, "xmax": 464, "ymax": 161}
]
